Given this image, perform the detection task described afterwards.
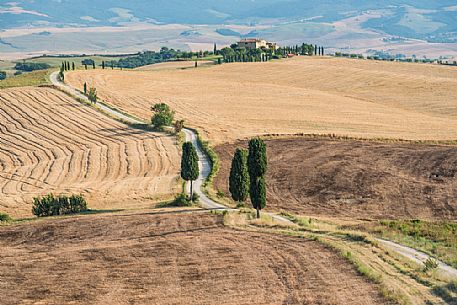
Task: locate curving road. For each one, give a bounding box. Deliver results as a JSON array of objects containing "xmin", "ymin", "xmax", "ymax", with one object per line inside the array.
[{"xmin": 50, "ymin": 71, "xmax": 456, "ymax": 279}]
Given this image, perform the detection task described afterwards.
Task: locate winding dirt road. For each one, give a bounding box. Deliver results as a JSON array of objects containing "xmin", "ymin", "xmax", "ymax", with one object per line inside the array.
[{"xmin": 50, "ymin": 71, "xmax": 457, "ymax": 280}]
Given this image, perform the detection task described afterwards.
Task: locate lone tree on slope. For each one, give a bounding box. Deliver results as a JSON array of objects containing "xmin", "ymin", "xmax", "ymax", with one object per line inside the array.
[
  {"xmin": 229, "ymin": 148, "xmax": 250, "ymax": 204},
  {"xmin": 181, "ymin": 142, "xmax": 199, "ymax": 201},
  {"xmin": 151, "ymin": 103, "xmax": 174, "ymax": 129},
  {"xmin": 83, "ymin": 82, "xmax": 87, "ymax": 94},
  {"xmin": 248, "ymin": 138, "xmax": 267, "ymax": 218}
]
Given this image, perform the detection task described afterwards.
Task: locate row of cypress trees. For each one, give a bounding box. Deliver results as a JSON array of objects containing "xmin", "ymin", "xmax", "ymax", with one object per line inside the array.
[{"xmin": 229, "ymin": 138, "xmax": 267, "ymax": 218}]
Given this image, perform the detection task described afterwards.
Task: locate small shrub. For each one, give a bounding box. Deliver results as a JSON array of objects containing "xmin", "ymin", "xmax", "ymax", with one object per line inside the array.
[
  {"xmin": 32, "ymin": 194, "xmax": 88, "ymax": 217},
  {"xmin": 423, "ymin": 257, "xmax": 439, "ymax": 273},
  {"xmin": 0, "ymin": 212, "xmax": 12, "ymax": 222},
  {"xmin": 191, "ymin": 192, "xmax": 200, "ymax": 203},
  {"xmin": 0, "ymin": 71, "xmax": 6, "ymax": 80},
  {"xmin": 174, "ymin": 119, "xmax": 184, "ymax": 133},
  {"xmin": 216, "ymin": 189, "xmax": 226, "ymax": 198}
]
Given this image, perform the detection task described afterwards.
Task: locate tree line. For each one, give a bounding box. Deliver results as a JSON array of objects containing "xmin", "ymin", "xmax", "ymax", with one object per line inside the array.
[{"xmin": 220, "ymin": 43, "xmax": 325, "ymax": 63}]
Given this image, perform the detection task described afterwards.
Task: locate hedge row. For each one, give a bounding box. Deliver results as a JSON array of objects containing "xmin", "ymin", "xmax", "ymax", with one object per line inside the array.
[{"xmin": 32, "ymin": 194, "xmax": 87, "ymax": 217}]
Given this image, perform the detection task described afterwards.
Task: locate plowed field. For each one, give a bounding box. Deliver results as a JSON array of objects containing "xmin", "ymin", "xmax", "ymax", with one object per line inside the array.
[
  {"xmin": 0, "ymin": 211, "xmax": 386, "ymax": 304},
  {"xmin": 0, "ymin": 87, "xmax": 180, "ymax": 218}
]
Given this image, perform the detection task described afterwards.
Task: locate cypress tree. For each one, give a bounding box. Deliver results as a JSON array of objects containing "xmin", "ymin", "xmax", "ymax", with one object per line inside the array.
[
  {"xmin": 61, "ymin": 62, "xmax": 65, "ymax": 71},
  {"xmin": 92, "ymin": 61, "xmax": 96, "ymax": 69},
  {"xmin": 84, "ymin": 64, "xmax": 87, "ymax": 70},
  {"xmin": 181, "ymin": 142, "xmax": 199, "ymax": 200},
  {"xmin": 83, "ymin": 82, "xmax": 87, "ymax": 94},
  {"xmin": 322, "ymin": 46, "xmax": 325, "ymax": 56},
  {"xmin": 214, "ymin": 43, "xmax": 217, "ymax": 54},
  {"xmin": 67, "ymin": 61, "xmax": 70, "ymax": 70},
  {"xmin": 314, "ymin": 45, "xmax": 318, "ymax": 56},
  {"xmin": 229, "ymin": 148, "xmax": 249, "ymax": 203},
  {"xmin": 102, "ymin": 61, "xmax": 105, "ymax": 69},
  {"xmin": 195, "ymin": 61, "xmax": 198, "ymax": 68},
  {"xmin": 72, "ymin": 62, "xmax": 75, "ymax": 70},
  {"xmin": 248, "ymin": 138, "xmax": 267, "ymax": 218}
]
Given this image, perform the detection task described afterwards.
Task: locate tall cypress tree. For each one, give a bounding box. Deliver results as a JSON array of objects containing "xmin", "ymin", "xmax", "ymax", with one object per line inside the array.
[
  {"xmin": 102, "ymin": 61, "xmax": 105, "ymax": 69},
  {"xmin": 92, "ymin": 61, "xmax": 96, "ymax": 69},
  {"xmin": 83, "ymin": 82, "xmax": 87, "ymax": 94},
  {"xmin": 229, "ymin": 148, "xmax": 249, "ymax": 204},
  {"xmin": 213, "ymin": 43, "xmax": 217, "ymax": 54},
  {"xmin": 248, "ymin": 138, "xmax": 267, "ymax": 218},
  {"xmin": 181, "ymin": 142, "xmax": 199, "ymax": 200},
  {"xmin": 314, "ymin": 45, "xmax": 318, "ymax": 56},
  {"xmin": 72, "ymin": 62, "xmax": 75, "ymax": 70}
]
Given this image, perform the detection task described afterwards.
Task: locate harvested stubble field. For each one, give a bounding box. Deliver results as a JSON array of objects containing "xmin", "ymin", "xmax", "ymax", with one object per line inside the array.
[
  {"xmin": 134, "ymin": 60, "xmax": 214, "ymax": 71},
  {"xmin": 66, "ymin": 56, "xmax": 457, "ymax": 144},
  {"xmin": 214, "ymin": 137, "xmax": 457, "ymax": 220},
  {"xmin": 0, "ymin": 210, "xmax": 386, "ymax": 305},
  {"xmin": 0, "ymin": 87, "xmax": 180, "ymax": 218}
]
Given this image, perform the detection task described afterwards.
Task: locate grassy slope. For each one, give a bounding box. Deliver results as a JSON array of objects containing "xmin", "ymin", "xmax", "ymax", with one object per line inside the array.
[{"xmin": 0, "ymin": 69, "xmax": 52, "ymax": 89}]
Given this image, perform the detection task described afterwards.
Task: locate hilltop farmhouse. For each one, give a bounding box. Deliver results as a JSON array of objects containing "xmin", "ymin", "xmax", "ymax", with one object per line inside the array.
[{"xmin": 237, "ymin": 38, "xmax": 279, "ymax": 51}]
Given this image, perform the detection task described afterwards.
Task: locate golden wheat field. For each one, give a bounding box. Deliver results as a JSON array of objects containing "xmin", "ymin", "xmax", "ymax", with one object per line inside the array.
[
  {"xmin": 67, "ymin": 56, "xmax": 457, "ymax": 144},
  {"xmin": 0, "ymin": 87, "xmax": 180, "ymax": 218}
]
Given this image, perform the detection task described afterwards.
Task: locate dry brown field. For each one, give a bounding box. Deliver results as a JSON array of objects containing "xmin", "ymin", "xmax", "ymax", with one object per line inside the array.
[
  {"xmin": 67, "ymin": 56, "xmax": 457, "ymax": 144},
  {"xmin": 0, "ymin": 210, "xmax": 386, "ymax": 305},
  {"xmin": 0, "ymin": 87, "xmax": 180, "ymax": 218},
  {"xmin": 214, "ymin": 137, "xmax": 457, "ymax": 220}
]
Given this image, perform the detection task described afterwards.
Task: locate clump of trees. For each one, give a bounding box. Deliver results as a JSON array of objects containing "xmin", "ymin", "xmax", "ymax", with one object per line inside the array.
[
  {"xmin": 14, "ymin": 62, "xmax": 50, "ymax": 72},
  {"xmin": 181, "ymin": 142, "xmax": 199, "ymax": 201},
  {"xmin": 228, "ymin": 138, "xmax": 267, "ymax": 217},
  {"xmin": 0, "ymin": 71, "xmax": 6, "ymax": 80},
  {"xmin": 151, "ymin": 103, "xmax": 174, "ymax": 129},
  {"xmin": 32, "ymin": 194, "xmax": 88, "ymax": 217}
]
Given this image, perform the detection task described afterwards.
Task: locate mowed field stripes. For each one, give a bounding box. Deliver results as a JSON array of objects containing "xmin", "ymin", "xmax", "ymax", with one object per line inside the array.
[{"xmin": 0, "ymin": 87, "xmax": 180, "ymax": 218}]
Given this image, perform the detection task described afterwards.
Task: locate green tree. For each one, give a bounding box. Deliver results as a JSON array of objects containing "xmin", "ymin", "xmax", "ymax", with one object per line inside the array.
[
  {"xmin": 83, "ymin": 82, "xmax": 87, "ymax": 94},
  {"xmin": 72, "ymin": 62, "xmax": 75, "ymax": 70},
  {"xmin": 102, "ymin": 61, "xmax": 105, "ymax": 69},
  {"xmin": 181, "ymin": 142, "xmax": 199, "ymax": 200},
  {"xmin": 88, "ymin": 87, "xmax": 97, "ymax": 104},
  {"xmin": 248, "ymin": 138, "xmax": 267, "ymax": 218},
  {"xmin": 229, "ymin": 148, "xmax": 249, "ymax": 204},
  {"xmin": 151, "ymin": 103, "xmax": 174, "ymax": 129},
  {"xmin": 92, "ymin": 61, "xmax": 96, "ymax": 69},
  {"xmin": 214, "ymin": 43, "xmax": 217, "ymax": 54},
  {"xmin": 0, "ymin": 71, "xmax": 6, "ymax": 80}
]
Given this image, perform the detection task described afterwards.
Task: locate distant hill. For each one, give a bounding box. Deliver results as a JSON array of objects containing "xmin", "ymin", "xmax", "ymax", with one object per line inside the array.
[
  {"xmin": 0, "ymin": 0, "xmax": 456, "ymax": 57},
  {"xmin": 1, "ymin": 0, "xmax": 456, "ymax": 42}
]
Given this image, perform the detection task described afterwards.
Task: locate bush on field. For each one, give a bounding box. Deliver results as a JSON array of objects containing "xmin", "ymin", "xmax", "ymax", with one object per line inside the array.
[
  {"xmin": 0, "ymin": 71, "xmax": 6, "ymax": 80},
  {"xmin": 32, "ymin": 194, "xmax": 88, "ymax": 217},
  {"xmin": 171, "ymin": 192, "xmax": 199, "ymax": 207},
  {"xmin": 0, "ymin": 212, "xmax": 12, "ymax": 222}
]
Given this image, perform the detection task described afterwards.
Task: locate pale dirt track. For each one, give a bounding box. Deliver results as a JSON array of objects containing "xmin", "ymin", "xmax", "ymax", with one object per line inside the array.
[
  {"xmin": 0, "ymin": 211, "xmax": 386, "ymax": 305},
  {"xmin": 0, "ymin": 87, "xmax": 180, "ymax": 218},
  {"xmin": 66, "ymin": 56, "xmax": 457, "ymax": 144}
]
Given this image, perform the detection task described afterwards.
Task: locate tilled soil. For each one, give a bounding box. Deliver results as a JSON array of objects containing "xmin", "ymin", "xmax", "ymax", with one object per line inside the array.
[
  {"xmin": 0, "ymin": 87, "xmax": 180, "ymax": 218},
  {"xmin": 0, "ymin": 211, "xmax": 386, "ymax": 305},
  {"xmin": 214, "ymin": 137, "xmax": 457, "ymax": 220}
]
